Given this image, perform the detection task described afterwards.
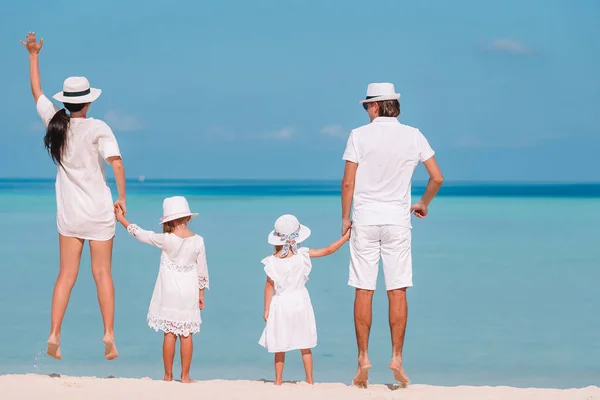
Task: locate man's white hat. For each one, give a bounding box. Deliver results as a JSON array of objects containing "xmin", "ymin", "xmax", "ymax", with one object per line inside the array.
[
  {"xmin": 359, "ymin": 82, "xmax": 400, "ymax": 104},
  {"xmin": 159, "ymin": 196, "xmax": 199, "ymax": 225},
  {"xmin": 53, "ymin": 77, "xmax": 102, "ymax": 104}
]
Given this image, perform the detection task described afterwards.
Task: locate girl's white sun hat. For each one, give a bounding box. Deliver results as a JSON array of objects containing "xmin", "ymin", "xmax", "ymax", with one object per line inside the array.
[
  {"xmin": 268, "ymin": 214, "xmax": 311, "ymax": 245},
  {"xmin": 53, "ymin": 77, "xmax": 102, "ymax": 104},
  {"xmin": 159, "ymin": 196, "xmax": 198, "ymax": 225}
]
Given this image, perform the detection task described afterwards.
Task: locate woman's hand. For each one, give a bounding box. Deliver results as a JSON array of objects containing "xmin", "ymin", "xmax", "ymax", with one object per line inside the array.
[
  {"xmin": 263, "ymin": 310, "xmax": 269, "ymax": 322},
  {"xmin": 20, "ymin": 32, "xmax": 43, "ymax": 55},
  {"xmin": 114, "ymin": 197, "xmax": 127, "ymax": 217},
  {"xmin": 199, "ymin": 296, "xmax": 205, "ymax": 310},
  {"xmin": 114, "ymin": 205, "xmax": 125, "ymax": 222}
]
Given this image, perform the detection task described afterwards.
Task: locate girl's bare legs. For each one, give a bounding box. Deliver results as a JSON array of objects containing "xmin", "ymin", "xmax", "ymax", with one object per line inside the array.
[
  {"xmin": 274, "ymin": 352, "xmax": 285, "ymax": 385},
  {"xmin": 89, "ymin": 238, "xmax": 118, "ymax": 360},
  {"xmin": 180, "ymin": 334, "xmax": 194, "ymax": 383},
  {"xmin": 163, "ymin": 333, "xmax": 177, "ymax": 381},
  {"xmin": 301, "ymin": 349, "xmax": 314, "ymax": 384},
  {"xmin": 47, "ymin": 235, "xmax": 85, "ymax": 359}
]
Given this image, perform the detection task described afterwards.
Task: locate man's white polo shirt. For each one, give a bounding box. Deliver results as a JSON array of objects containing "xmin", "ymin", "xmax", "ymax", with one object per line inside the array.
[{"xmin": 342, "ymin": 117, "xmax": 435, "ymax": 228}]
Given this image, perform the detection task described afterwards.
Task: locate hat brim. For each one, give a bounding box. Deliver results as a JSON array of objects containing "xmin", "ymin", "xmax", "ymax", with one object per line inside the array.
[
  {"xmin": 359, "ymin": 93, "xmax": 400, "ymax": 104},
  {"xmin": 53, "ymin": 88, "xmax": 102, "ymax": 104},
  {"xmin": 159, "ymin": 212, "xmax": 198, "ymax": 225},
  {"xmin": 268, "ymin": 224, "xmax": 311, "ymax": 245}
]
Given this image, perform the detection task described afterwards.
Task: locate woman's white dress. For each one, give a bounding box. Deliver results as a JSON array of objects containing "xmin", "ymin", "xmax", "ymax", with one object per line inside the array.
[
  {"xmin": 127, "ymin": 224, "xmax": 209, "ymax": 336},
  {"xmin": 36, "ymin": 95, "xmax": 122, "ymax": 241},
  {"xmin": 259, "ymin": 247, "xmax": 317, "ymax": 352}
]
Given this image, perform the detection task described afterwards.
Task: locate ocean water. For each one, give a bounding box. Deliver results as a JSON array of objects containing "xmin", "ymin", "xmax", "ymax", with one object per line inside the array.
[{"xmin": 0, "ymin": 180, "xmax": 599, "ymax": 388}]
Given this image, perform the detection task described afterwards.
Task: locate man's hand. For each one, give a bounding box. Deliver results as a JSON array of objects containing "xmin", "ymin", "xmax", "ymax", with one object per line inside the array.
[
  {"xmin": 410, "ymin": 202, "xmax": 428, "ymax": 219},
  {"xmin": 342, "ymin": 218, "xmax": 352, "ymax": 235}
]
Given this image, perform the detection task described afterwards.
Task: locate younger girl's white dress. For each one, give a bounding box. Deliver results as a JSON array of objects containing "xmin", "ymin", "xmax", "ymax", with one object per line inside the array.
[
  {"xmin": 127, "ymin": 224, "xmax": 209, "ymax": 336},
  {"xmin": 259, "ymin": 247, "xmax": 317, "ymax": 352}
]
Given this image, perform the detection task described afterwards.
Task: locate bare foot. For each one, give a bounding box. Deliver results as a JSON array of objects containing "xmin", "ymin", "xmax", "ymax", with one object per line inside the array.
[
  {"xmin": 389, "ymin": 359, "xmax": 410, "ymax": 385},
  {"xmin": 163, "ymin": 374, "xmax": 173, "ymax": 382},
  {"xmin": 305, "ymin": 378, "xmax": 314, "ymax": 385},
  {"xmin": 180, "ymin": 376, "xmax": 194, "ymax": 384},
  {"xmin": 274, "ymin": 379, "xmax": 283, "ymax": 386},
  {"xmin": 46, "ymin": 337, "xmax": 62, "ymax": 360},
  {"xmin": 103, "ymin": 336, "xmax": 119, "ymax": 361},
  {"xmin": 352, "ymin": 359, "xmax": 371, "ymax": 389}
]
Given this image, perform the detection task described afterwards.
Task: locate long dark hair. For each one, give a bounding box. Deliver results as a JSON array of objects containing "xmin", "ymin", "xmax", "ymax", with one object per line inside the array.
[{"xmin": 44, "ymin": 102, "xmax": 86, "ymax": 165}]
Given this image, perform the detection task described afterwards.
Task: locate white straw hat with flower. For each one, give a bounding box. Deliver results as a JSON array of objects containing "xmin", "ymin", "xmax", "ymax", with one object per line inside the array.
[{"xmin": 268, "ymin": 214, "xmax": 311, "ymax": 257}]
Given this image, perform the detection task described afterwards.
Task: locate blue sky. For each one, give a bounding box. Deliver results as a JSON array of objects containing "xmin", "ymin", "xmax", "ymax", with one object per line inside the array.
[{"xmin": 1, "ymin": 0, "xmax": 598, "ymax": 181}]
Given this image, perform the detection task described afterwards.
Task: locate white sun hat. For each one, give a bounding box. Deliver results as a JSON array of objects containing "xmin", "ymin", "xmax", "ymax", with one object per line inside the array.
[
  {"xmin": 359, "ymin": 82, "xmax": 400, "ymax": 104},
  {"xmin": 268, "ymin": 214, "xmax": 311, "ymax": 245},
  {"xmin": 52, "ymin": 77, "xmax": 102, "ymax": 104},
  {"xmin": 159, "ymin": 196, "xmax": 199, "ymax": 225}
]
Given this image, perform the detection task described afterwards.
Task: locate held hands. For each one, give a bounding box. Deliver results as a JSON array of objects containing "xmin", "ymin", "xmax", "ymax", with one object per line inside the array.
[
  {"xmin": 341, "ymin": 218, "xmax": 352, "ymax": 236},
  {"xmin": 114, "ymin": 204, "xmax": 126, "ymax": 222},
  {"xmin": 114, "ymin": 198, "xmax": 127, "ymax": 218},
  {"xmin": 410, "ymin": 202, "xmax": 428, "ymax": 219},
  {"xmin": 20, "ymin": 32, "xmax": 43, "ymax": 54},
  {"xmin": 342, "ymin": 225, "xmax": 352, "ymax": 241}
]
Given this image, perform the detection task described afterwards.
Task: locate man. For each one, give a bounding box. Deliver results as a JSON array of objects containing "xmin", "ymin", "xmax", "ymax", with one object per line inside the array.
[{"xmin": 341, "ymin": 82, "xmax": 443, "ymax": 387}]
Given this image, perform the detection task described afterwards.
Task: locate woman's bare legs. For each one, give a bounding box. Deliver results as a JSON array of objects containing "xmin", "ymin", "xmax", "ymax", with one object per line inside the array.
[
  {"xmin": 163, "ymin": 333, "xmax": 177, "ymax": 381},
  {"xmin": 47, "ymin": 235, "xmax": 85, "ymax": 359},
  {"xmin": 180, "ymin": 334, "xmax": 194, "ymax": 383},
  {"xmin": 89, "ymin": 238, "xmax": 118, "ymax": 360},
  {"xmin": 301, "ymin": 349, "xmax": 314, "ymax": 384},
  {"xmin": 274, "ymin": 352, "xmax": 285, "ymax": 385}
]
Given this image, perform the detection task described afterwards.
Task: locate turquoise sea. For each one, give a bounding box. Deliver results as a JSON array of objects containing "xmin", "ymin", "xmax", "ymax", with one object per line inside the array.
[{"xmin": 0, "ymin": 180, "xmax": 599, "ymax": 388}]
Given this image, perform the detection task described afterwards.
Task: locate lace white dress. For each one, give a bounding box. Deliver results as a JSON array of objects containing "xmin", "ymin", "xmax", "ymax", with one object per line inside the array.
[
  {"xmin": 127, "ymin": 224, "xmax": 209, "ymax": 336},
  {"xmin": 259, "ymin": 248, "xmax": 317, "ymax": 352}
]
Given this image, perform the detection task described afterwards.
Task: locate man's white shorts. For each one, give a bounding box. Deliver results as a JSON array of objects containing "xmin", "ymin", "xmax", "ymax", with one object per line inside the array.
[{"xmin": 348, "ymin": 225, "xmax": 412, "ymax": 291}]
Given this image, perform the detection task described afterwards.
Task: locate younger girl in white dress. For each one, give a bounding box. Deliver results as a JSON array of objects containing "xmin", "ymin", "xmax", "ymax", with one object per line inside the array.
[
  {"xmin": 260, "ymin": 214, "xmax": 350, "ymax": 385},
  {"xmin": 115, "ymin": 196, "xmax": 209, "ymax": 383}
]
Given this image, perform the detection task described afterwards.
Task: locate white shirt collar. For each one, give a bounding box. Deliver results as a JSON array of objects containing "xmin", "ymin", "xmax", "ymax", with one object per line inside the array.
[{"xmin": 373, "ymin": 117, "xmax": 399, "ymax": 124}]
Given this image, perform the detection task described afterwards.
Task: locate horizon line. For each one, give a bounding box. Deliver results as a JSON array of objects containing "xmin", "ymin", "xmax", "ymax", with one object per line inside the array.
[{"xmin": 0, "ymin": 178, "xmax": 599, "ymax": 186}]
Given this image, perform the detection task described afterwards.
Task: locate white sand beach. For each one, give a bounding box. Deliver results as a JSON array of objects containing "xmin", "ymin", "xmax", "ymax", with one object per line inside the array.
[{"xmin": 0, "ymin": 374, "xmax": 598, "ymax": 400}]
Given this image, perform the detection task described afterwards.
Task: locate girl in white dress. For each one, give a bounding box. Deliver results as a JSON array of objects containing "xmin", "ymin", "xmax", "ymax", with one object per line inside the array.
[
  {"xmin": 260, "ymin": 214, "xmax": 351, "ymax": 385},
  {"xmin": 22, "ymin": 32, "xmax": 126, "ymax": 361},
  {"xmin": 115, "ymin": 196, "xmax": 209, "ymax": 383}
]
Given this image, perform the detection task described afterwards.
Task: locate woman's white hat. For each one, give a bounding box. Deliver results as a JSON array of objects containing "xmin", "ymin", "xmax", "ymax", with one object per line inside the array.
[
  {"xmin": 268, "ymin": 214, "xmax": 311, "ymax": 245},
  {"xmin": 159, "ymin": 196, "xmax": 199, "ymax": 225},
  {"xmin": 359, "ymin": 82, "xmax": 400, "ymax": 104},
  {"xmin": 53, "ymin": 77, "xmax": 102, "ymax": 104}
]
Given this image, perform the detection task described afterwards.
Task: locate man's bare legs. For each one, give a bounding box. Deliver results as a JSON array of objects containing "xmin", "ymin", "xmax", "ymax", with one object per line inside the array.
[
  {"xmin": 162, "ymin": 333, "xmax": 176, "ymax": 381},
  {"xmin": 89, "ymin": 238, "xmax": 118, "ymax": 360},
  {"xmin": 180, "ymin": 334, "xmax": 194, "ymax": 383},
  {"xmin": 301, "ymin": 349, "xmax": 314, "ymax": 384},
  {"xmin": 274, "ymin": 352, "xmax": 285, "ymax": 385},
  {"xmin": 47, "ymin": 235, "xmax": 85, "ymax": 360},
  {"xmin": 388, "ymin": 288, "xmax": 409, "ymax": 384},
  {"xmin": 353, "ymin": 288, "xmax": 374, "ymax": 388}
]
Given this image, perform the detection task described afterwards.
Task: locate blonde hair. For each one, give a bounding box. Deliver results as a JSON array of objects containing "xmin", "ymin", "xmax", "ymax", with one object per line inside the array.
[{"xmin": 162, "ymin": 216, "xmax": 191, "ymax": 233}]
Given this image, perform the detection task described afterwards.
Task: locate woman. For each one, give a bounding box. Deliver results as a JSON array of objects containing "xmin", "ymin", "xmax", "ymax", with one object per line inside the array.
[{"xmin": 21, "ymin": 32, "xmax": 126, "ymax": 361}]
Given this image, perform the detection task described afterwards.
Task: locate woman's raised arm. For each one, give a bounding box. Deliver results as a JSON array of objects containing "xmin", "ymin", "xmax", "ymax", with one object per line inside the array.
[{"xmin": 20, "ymin": 32, "xmax": 44, "ymax": 103}]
